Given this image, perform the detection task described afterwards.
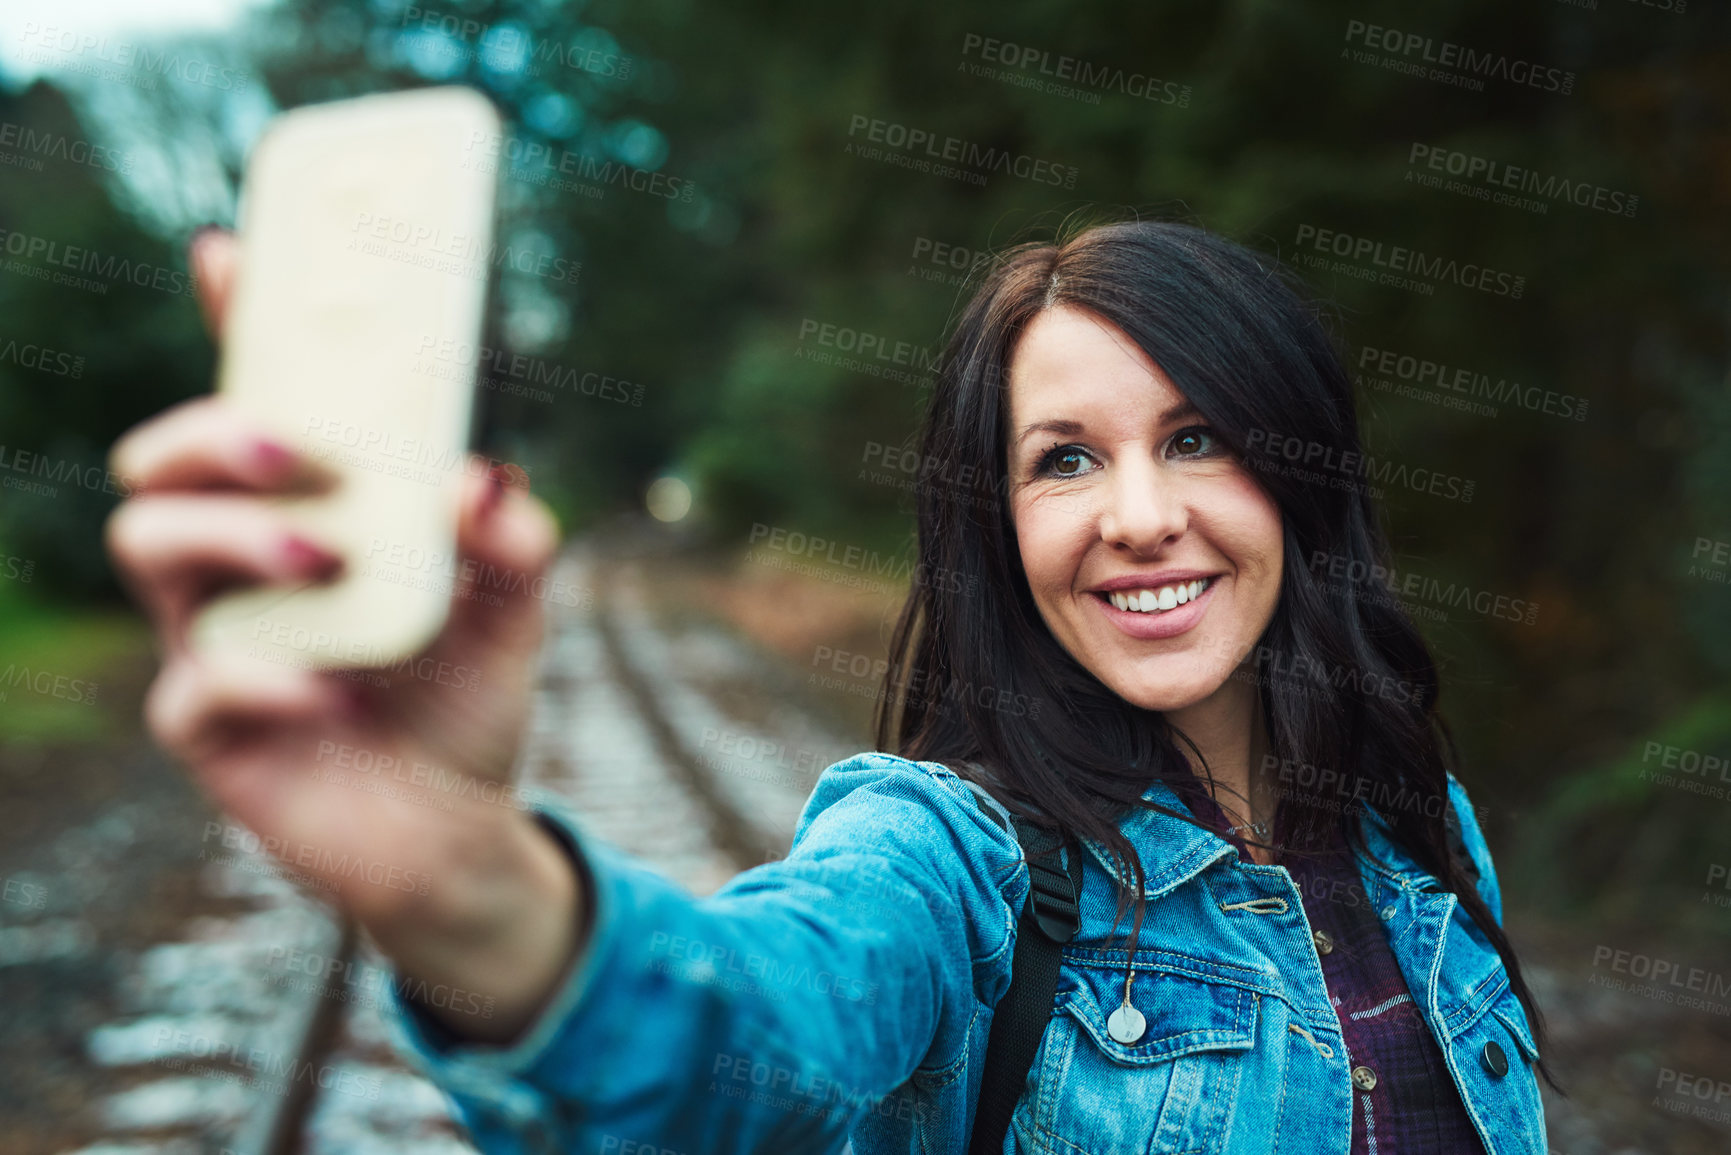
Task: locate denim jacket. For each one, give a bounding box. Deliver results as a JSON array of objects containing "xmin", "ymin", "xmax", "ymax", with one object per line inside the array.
[{"xmin": 384, "ymin": 752, "xmax": 1547, "ymax": 1154}]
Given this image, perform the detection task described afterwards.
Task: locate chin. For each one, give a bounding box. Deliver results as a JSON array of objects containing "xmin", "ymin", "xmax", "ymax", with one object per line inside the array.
[{"xmin": 1097, "ymin": 665, "xmax": 1223, "ymax": 715}]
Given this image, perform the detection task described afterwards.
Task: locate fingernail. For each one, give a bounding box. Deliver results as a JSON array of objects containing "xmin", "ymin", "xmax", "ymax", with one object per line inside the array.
[
  {"xmin": 489, "ymin": 461, "xmax": 529, "ymax": 493},
  {"xmin": 479, "ymin": 466, "xmax": 507, "ymax": 518},
  {"xmin": 252, "ymin": 438, "xmax": 295, "ymax": 474},
  {"xmin": 281, "ymin": 534, "xmax": 341, "ymax": 577}
]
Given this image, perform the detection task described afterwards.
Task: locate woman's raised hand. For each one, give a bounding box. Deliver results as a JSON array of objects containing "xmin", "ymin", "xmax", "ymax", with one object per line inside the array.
[{"xmin": 104, "ymin": 229, "xmax": 582, "ymax": 1042}]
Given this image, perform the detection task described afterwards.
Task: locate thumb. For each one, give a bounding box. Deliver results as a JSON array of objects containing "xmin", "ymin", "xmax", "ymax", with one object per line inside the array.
[
  {"xmin": 450, "ymin": 458, "xmax": 563, "ymax": 629},
  {"xmin": 189, "ymin": 227, "xmax": 238, "ymax": 338}
]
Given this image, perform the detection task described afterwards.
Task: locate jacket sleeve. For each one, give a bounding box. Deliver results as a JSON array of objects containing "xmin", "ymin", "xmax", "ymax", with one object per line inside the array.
[
  {"xmin": 1444, "ymin": 769, "xmax": 1502, "ymax": 926},
  {"xmin": 378, "ymin": 752, "xmax": 1026, "ymax": 1154}
]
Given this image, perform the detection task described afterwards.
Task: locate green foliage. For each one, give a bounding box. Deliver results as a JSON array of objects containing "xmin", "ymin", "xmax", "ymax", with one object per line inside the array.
[
  {"xmin": 0, "ymin": 82, "xmax": 214, "ymax": 601},
  {"xmin": 0, "ymin": 582, "xmax": 146, "ymax": 741}
]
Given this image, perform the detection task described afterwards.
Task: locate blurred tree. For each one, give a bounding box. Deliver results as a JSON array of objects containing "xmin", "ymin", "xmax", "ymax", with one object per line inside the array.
[{"xmin": 0, "ymin": 80, "xmax": 213, "ymax": 600}]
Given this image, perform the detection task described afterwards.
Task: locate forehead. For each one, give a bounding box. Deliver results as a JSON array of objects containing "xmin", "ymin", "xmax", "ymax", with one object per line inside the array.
[{"xmin": 1006, "ymin": 305, "xmax": 1182, "ymax": 421}]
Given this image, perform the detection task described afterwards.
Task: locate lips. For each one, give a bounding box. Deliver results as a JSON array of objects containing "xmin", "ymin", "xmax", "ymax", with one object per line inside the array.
[
  {"xmin": 1090, "ymin": 569, "xmax": 1220, "ymax": 592},
  {"xmin": 1089, "ymin": 574, "xmax": 1220, "ymax": 640}
]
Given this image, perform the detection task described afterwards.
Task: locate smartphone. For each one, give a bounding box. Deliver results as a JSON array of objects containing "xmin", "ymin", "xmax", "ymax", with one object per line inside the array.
[{"xmin": 190, "ymin": 86, "xmax": 501, "ymax": 673}]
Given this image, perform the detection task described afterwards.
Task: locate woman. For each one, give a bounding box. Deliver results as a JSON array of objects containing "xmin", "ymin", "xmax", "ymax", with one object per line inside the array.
[{"xmin": 106, "ymin": 218, "xmax": 1556, "ymax": 1153}]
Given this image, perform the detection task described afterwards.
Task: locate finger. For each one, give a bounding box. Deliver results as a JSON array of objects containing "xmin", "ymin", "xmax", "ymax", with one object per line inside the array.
[
  {"xmin": 452, "ymin": 459, "xmax": 562, "ymax": 614},
  {"xmin": 146, "ymin": 651, "xmax": 352, "ymax": 772},
  {"xmin": 190, "ymin": 227, "xmax": 238, "ymax": 338},
  {"xmin": 106, "ymin": 494, "xmax": 343, "ymax": 643},
  {"xmin": 108, "ymin": 395, "xmax": 336, "ymax": 496}
]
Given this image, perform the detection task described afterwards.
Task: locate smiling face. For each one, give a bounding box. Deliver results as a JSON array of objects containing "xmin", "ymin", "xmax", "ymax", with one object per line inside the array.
[{"xmin": 1005, "ymin": 304, "xmax": 1285, "ymax": 722}]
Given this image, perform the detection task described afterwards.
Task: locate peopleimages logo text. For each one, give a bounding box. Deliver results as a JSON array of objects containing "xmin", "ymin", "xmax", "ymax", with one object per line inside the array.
[
  {"xmin": 1293, "ymin": 224, "xmax": 1525, "ymax": 300},
  {"xmin": 15, "ymin": 22, "xmax": 250, "ymax": 91},
  {"xmin": 958, "ymin": 34, "xmax": 1191, "ymax": 106},
  {"xmin": 1407, "ymin": 144, "xmax": 1637, "ymax": 219},
  {"xmin": 845, "ymin": 115, "xmax": 1078, "ymax": 188},
  {"xmin": 0, "ymin": 229, "xmax": 196, "ymax": 297},
  {"xmin": 0, "ymin": 121, "xmax": 133, "ymax": 175},
  {"xmin": 1342, "ymin": 20, "xmax": 1575, "ymax": 94}
]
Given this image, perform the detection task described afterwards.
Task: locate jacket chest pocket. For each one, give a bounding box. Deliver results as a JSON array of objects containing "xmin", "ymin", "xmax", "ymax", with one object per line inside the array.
[{"xmin": 1014, "ymin": 962, "xmax": 1260, "ymax": 1155}]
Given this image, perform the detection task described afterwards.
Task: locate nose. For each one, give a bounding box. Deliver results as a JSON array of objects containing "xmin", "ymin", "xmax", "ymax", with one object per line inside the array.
[{"xmin": 1098, "ymin": 452, "xmax": 1187, "ymax": 555}]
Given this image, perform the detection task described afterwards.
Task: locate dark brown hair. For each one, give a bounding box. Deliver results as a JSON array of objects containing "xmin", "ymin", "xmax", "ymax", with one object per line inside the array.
[{"xmin": 873, "ymin": 217, "xmax": 1558, "ymax": 1091}]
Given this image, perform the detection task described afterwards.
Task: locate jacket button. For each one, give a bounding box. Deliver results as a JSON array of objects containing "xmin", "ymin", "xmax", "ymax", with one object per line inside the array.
[
  {"xmin": 1312, "ymin": 930, "xmax": 1334, "ymax": 955},
  {"xmin": 1481, "ymin": 1040, "xmax": 1509, "ymax": 1078},
  {"xmin": 1351, "ymin": 1065, "xmax": 1377, "ymax": 1091},
  {"xmin": 1107, "ymin": 1003, "xmax": 1146, "ymax": 1044}
]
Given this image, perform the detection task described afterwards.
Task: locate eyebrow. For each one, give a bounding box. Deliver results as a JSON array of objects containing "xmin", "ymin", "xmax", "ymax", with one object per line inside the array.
[{"xmin": 1013, "ymin": 399, "xmax": 1203, "ymax": 448}]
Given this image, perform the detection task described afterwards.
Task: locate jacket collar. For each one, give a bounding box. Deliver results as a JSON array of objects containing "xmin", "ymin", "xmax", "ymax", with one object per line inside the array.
[
  {"xmin": 1082, "ymin": 778, "xmax": 1439, "ymax": 899},
  {"xmin": 1080, "ymin": 778, "xmax": 1239, "ymax": 899},
  {"xmin": 1354, "ymin": 801, "xmax": 1445, "ymax": 890}
]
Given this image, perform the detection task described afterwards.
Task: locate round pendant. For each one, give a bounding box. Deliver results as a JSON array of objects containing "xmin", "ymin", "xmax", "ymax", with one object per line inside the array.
[{"xmin": 1106, "ymin": 1003, "xmax": 1146, "ymax": 1044}]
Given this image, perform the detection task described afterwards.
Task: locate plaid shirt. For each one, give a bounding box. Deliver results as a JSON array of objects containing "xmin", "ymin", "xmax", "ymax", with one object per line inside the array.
[{"xmin": 1178, "ymin": 783, "xmax": 1488, "ymax": 1154}]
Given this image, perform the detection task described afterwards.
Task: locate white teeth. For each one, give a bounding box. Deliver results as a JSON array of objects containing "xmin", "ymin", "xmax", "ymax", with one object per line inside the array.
[{"xmin": 1107, "ymin": 578, "xmax": 1212, "ymax": 614}]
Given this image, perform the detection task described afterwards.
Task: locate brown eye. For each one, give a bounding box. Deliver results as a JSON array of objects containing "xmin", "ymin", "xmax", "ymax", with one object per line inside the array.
[
  {"xmin": 1034, "ymin": 445, "xmax": 1097, "ymax": 479},
  {"xmin": 1169, "ymin": 426, "xmax": 1220, "ymax": 458}
]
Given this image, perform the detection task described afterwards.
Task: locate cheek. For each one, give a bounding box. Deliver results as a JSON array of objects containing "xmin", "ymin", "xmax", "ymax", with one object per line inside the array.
[
  {"xmin": 1204, "ymin": 479, "xmax": 1284, "ymax": 585},
  {"xmin": 1233, "ymin": 494, "xmax": 1285, "ymax": 592},
  {"xmin": 1012, "ymin": 496, "xmax": 1089, "ymax": 597}
]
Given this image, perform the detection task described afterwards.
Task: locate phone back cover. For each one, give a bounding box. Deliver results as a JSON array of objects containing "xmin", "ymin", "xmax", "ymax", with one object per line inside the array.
[{"xmin": 192, "ymin": 87, "xmax": 500, "ymax": 673}]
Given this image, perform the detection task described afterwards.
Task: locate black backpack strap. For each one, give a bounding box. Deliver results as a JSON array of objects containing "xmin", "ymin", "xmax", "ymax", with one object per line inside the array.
[{"xmin": 966, "ymin": 791, "xmax": 1084, "ymax": 1155}]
